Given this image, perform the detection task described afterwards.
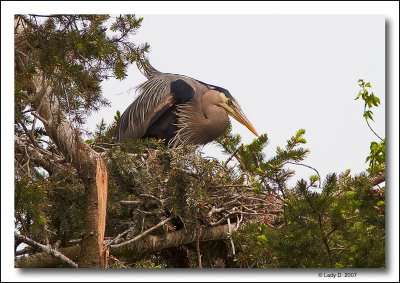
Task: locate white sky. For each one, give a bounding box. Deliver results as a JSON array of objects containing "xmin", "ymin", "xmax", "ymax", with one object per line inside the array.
[{"xmin": 87, "ymin": 15, "xmax": 385, "ymax": 183}]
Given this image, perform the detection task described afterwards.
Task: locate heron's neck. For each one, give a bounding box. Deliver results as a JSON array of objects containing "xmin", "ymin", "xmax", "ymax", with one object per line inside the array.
[{"xmin": 200, "ymin": 104, "xmax": 229, "ymax": 143}]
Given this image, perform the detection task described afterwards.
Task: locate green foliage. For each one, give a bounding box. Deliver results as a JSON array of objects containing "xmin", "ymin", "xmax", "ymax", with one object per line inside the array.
[
  {"xmin": 46, "ymin": 173, "xmax": 86, "ymax": 244},
  {"xmin": 233, "ymin": 173, "xmax": 385, "ymax": 268},
  {"xmin": 230, "ymin": 80, "xmax": 385, "ymax": 268},
  {"xmin": 14, "ymin": 13, "xmax": 148, "ymax": 251},
  {"xmin": 366, "ymin": 140, "xmax": 385, "ymax": 174},
  {"xmin": 132, "ymin": 258, "xmax": 163, "ymax": 268},
  {"xmin": 15, "ymin": 14, "xmax": 148, "ymax": 124},
  {"xmin": 15, "ymin": 174, "xmax": 48, "ymax": 240},
  {"xmin": 355, "ymin": 79, "xmax": 385, "ymax": 175},
  {"xmin": 232, "ymin": 222, "xmax": 272, "ymax": 267}
]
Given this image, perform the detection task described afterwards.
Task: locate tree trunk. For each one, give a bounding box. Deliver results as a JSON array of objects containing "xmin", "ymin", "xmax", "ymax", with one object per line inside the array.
[{"xmin": 28, "ymin": 73, "xmax": 108, "ymax": 268}]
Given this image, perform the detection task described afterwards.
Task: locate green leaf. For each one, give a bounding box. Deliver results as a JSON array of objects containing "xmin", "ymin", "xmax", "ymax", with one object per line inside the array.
[
  {"xmin": 309, "ymin": 175, "xmax": 320, "ymax": 183},
  {"xmin": 371, "ymin": 94, "xmax": 380, "ymax": 106},
  {"xmin": 365, "ymin": 82, "xmax": 371, "ymax": 88},
  {"xmin": 345, "ymin": 191, "xmax": 356, "ymax": 198},
  {"xmin": 256, "ymin": 235, "xmax": 267, "ymax": 243},
  {"xmin": 363, "ymin": 110, "xmax": 374, "ymax": 121},
  {"xmin": 354, "ymin": 91, "xmax": 362, "ymax": 100},
  {"xmin": 298, "ymin": 138, "xmax": 307, "ymax": 144},
  {"xmin": 296, "ymin": 129, "xmax": 306, "ymax": 137}
]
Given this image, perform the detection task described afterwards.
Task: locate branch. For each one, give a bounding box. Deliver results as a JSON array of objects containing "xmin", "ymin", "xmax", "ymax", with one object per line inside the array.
[
  {"xmin": 28, "ymin": 14, "xmax": 59, "ymax": 17},
  {"xmin": 110, "ymin": 216, "xmax": 174, "ymax": 249},
  {"xmin": 286, "ymin": 161, "xmax": 322, "ymax": 188},
  {"xmin": 110, "ymin": 222, "xmax": 237, "ymax": 257},
  {"xmin": 370, "ymin": 172, "xmax": 385, "ymax": 187},
  {"xmin": 16, "ymin": 119, "xmax": 39, "ymax": 148},
  {"xmin": 15, "ymin": 246, "xmax": 34, "ymax": 256},
  {"xmin": 15, "ymin": 223, "xmax": 237, "ymax": 268},
  {"xmin": 224, "ymin": 144, "xmax": 243, "ymax": 167},
  {"xmin": 15, "ymin": 136, "xmax": 74, "ymax": 175},
  {"xmin": 196, "ymin": 228, "xmax": 202, "ymax": 268},
  {"xmin": 364, "ymin": 104, "xmax": 384, "ymax": 142},
  {"xmin": 14, "ymin": 232, "xmax": 78, "ymax": 268}
]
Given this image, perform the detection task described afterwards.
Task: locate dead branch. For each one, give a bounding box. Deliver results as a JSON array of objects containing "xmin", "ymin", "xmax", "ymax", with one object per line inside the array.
[
  {"xmin": 15, "ymin": 223, "xmax": 237, "ymax": 268},
  {"xmin": 111, "ymin": 216, "xmax": 174, "ymax": 249},
  {"xmin": 15, "ymin": 232, "xmax": 78, "ymax": 268},
  {"xmin": 370, "ymin": 172, "xmax": 385, "ymax": 187},
  {"xmin": 224, "ymin": 144, "xmax": 243, "ymax": 167},
  {"xmin": 196, "ymin": 227, "xmax": 202, "ymax": 268}
]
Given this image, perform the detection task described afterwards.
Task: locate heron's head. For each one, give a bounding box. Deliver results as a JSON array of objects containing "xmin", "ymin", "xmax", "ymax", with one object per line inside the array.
[{"xmin": 213, "ymin": 88, "xmax": 259, "ymax": 137}]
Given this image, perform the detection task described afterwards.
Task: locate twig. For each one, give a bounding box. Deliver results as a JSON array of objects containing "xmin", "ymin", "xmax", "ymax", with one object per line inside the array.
[
  {"xmin": 207, "ymin": 206, "xmax": 224, "ymax": 218},
  {"xmin": 28, "ymin": 14, "xmax": 61, "ymax": 18},
  {"xmin": 236, "ymin": 213, "xmax": 243, "ymax": 230},
  {"xmin": 120, "ymin": 200, "xmax": 144, "ymax": 206},
  {"xmin": 210, "ymin": 210, "xmax": 238, "ymax": 226},
  {"xmin": 15, "ymin": 246, "xmax": 34, "ymax": 256},
  {"xmin": 172, "ymin": 167, "xmax": 201, "ymax": 179},
  {"xmin": 138, "ymin": 194, "xmax": 163, "ymax": 205},
  {"xmin": 211, "ymin": 185, "xmax": 251, "ymax": 189},
  {"xmin": 287, "ymin": 161, "xmax": 322, "ymax": 188},
  {"xmin": 364, "ymin": 104, "xmax": 384, "ymax": 142},
  {"xmin": 104, "ymin": 226, "xmax": 134, "ymax": 248},
  {"xmin": 370, "ymin": 172, "xmax": 385, "ymax": 187},
  {"xmin": 111, "ymin": 216, "xmax": 174, "ymax": 249},
  {"xmin": 135, "ymin": 209, "xmax": 159, "ymax": 215},
  {"xmin": 31, "ymin": 112, "xmax": 49, "ymax": 127},
  {"xmin": 227, "ymin": 218, "xmax": 235, "ymax": 255},
  {"xmin": 196, "ymin": 227, "xmax": 202, "ymax": 268},
  {"xmin": 17, "ymin": 119, "xmax": 38, "ymax": 148},
  {"xmin": 224, "ymin": 145, "xmax": 243, "ymax": 167},
  {"xmin": 109, "ymin": 255, "xmax": 129, "ymax": 268},
  {"xmin": 14, "ymin": 232, "xmax": 78, "ymax": 268}
]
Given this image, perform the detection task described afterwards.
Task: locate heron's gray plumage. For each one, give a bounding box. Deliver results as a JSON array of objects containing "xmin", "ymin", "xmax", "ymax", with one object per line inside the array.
[
  {"xmin": 117, "ymin": 68, "xmax": 210, "ymax": 142},
  {"xmin": 116, "ymin": 60, "xmax": 258, "ymax": 146}
]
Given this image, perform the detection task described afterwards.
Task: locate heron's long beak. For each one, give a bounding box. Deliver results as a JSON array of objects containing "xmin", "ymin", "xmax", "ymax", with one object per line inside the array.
[{"xmin": 221, "ymin": 103, "xmax": 259, "ymax": 137}]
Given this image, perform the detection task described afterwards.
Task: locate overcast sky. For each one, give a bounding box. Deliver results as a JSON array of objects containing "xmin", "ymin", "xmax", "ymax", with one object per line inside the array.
[{"xmin": 87, "ymin": 15, "xmax": 385, "ymax": 183}]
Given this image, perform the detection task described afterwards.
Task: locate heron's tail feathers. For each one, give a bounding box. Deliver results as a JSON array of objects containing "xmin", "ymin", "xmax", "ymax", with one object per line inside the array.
[{"xmin": 137, "ymin": 56, "xmax": 161, "ymax": 79}]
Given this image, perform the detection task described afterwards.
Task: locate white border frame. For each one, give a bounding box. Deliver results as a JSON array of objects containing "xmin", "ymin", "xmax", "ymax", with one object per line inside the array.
[{"xmin": 2, "ymin": 1, "xmax": 398, "ymax": 282}]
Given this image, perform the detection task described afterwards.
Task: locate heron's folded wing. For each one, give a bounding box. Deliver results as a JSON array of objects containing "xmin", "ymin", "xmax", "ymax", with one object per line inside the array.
[{"xmin": 116, "ymin": 74, "xmax": 207, "ymax": 141}]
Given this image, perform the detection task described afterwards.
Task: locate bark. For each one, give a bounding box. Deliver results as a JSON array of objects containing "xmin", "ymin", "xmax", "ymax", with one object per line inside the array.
[
  {"xmin": 15, "ymin": 246, "xmax": 81, "ymax": 268},
  {"xmin": 29, "ymin": 78, "xmax": 108, "ymax": 267},
  {"xmin": 15, "ymin": 18, "xmax": 108, "ymax": 267},
  {"xmin": 15, "ymin": 223, "xmax": 236, "ymax": 268}
]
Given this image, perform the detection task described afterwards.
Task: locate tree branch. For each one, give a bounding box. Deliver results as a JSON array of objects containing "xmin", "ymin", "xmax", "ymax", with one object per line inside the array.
[
  {"xmin": 110, "ymin": 216, "xmax": 174, "ymax": 249},
  {"xmin": 15, "ymin": 232, "xmax": 78, "ymax": 268},
  {"xmin": 15, "ymin": 223, "xmax": 237, "ymax": 268},
  {"xmin": 370, "ymin": 171, "xmax": 385, "ymax": 187}
]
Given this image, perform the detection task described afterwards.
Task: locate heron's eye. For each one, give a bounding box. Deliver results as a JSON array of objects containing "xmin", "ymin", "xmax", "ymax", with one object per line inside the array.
[{"xmin": 227, "ymin": 99, "xmax": 234, "ymax": 107}]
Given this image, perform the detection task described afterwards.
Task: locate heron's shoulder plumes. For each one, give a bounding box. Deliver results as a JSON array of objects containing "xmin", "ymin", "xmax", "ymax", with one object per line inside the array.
[
  {"xmin": 116, "ymin": 70, "xmax": 208, "ymax": 142},
  {"xmin": 169, "ymin": 96, "xmax": 204, "ymax": 148}
]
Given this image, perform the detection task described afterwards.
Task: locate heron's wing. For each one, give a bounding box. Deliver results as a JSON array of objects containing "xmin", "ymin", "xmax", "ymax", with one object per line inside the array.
[{"xmin": 116, "ymin": 74, "xmax": 209, "ymax": 141}]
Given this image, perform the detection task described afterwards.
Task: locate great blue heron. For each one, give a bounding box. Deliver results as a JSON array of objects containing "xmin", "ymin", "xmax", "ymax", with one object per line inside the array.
[{"xmin": 115, "ymin": 61, "xmax": 258, "ymax": 147}]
